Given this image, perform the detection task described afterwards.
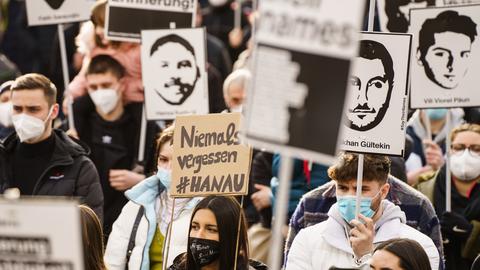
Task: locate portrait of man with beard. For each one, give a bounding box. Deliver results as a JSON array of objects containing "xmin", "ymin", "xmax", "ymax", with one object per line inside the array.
[
  {"xmin": 150, "ymin": 34, "xmax": 200, "ymax": 105},
  {"xmin": 346, "ymin": 39, "xmax": 394, "ymax": 131}
]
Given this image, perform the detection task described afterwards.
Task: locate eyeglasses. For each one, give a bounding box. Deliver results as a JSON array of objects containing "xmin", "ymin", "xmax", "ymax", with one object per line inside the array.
[{"xmin": 450, "ymin": 143, "xmax": 480, "ymax": 157}]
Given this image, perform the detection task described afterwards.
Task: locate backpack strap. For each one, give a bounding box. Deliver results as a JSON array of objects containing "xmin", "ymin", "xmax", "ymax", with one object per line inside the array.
[{"xmin": 126, "ymin": 206, "xmax": 145, "ymax": 269}]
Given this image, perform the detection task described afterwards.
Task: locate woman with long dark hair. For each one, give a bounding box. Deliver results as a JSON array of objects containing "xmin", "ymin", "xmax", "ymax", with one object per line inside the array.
[
  {"xmin": 168, "ymin": 196, "xmax": 268, "ymax": 270},
  {"xmin": 370, "ymin": 238, "xmax": 431, "ymax": 270}
]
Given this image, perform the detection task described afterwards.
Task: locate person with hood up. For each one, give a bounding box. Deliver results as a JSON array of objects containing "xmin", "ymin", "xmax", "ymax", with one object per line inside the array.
[
  {"xmin": 405, "ymin": 108, "xmax": 464, "ymax": 186},
  {"xmin": 286, "ymin": 153, "xmax": 439, "ymax": 270}
]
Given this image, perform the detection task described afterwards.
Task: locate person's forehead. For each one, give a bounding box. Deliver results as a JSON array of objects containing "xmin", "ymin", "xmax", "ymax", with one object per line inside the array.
[
  {"xmin": 453, "ymin": 130, "xmax": 480, "ymax": 144},
  {"xmin": 354, "ymin": 58, "xmax": 386, "ymax": 78},
  {"xmin": 193, "ymin": 208, "xmax": 217, "ymax": 224},
  {"xmin": 337, "ymin": 179, "xmax": 380, "ymax": 187},
  {"xmin": 432, "ymin": 31, "xmax": 471, "ymax": 47},
  {"xmin": 159, "ymin": 140, "xmax": 174, "ymax": 155},
  {"xmin": 153, "ymin": 42, "xmax": 195, "ymax": 59},
  {"xmin": 11, "ymin": 89, "xmax": 49, "ymax": 106},
  {"xmin": 371, "ymin": 249, "xmax": 400, "ymax": 268},
  {"xmin": 86, "ymin": 72, "xmax": 119, "ymax": 84}
]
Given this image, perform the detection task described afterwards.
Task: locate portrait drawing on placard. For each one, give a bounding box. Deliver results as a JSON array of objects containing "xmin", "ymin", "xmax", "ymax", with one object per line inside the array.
[
  {"xmin": 345, "ymin": 40, "xmax": 394, "ymax": 132},
  {"xmin": 149, "ymin": 34, "xmax": 201, "ymax": 105},
  {"xmin": 383, "ymin": 0, "xmax": 435, "ymax": 32},
  {"xmin": 416, "ymin": 10, "xmax": 477, "ymax": 90},
  {"xmin": 45, "ymin": 0, "xmax": 66, "ymax": 10}
]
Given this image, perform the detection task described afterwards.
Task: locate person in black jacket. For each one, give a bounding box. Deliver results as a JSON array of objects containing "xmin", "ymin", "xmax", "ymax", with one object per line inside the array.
[
  {"xmin": 0, "ymin": 73, "xmax": 103, "ymax": 219},
  {"xmin": 73, "ymin": 55, "xmax": 147, "ymax": 239}
]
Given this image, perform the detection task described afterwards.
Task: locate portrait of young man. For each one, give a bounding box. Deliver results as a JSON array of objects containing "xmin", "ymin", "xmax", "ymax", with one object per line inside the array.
[
  {"xmin": 417, "ymin": 10, "xmax": 477, "ymax": 90},
  {"xmin": 149, "ymin": 34, "xmax": 201, "ymax": 106},
  {"xmin": 345, "ymin": 39, "xmax": 395, "ymax": 132}
]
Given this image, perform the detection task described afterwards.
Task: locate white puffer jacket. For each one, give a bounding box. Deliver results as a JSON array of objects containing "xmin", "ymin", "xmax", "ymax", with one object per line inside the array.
[{"xmin": 286, "ymin": 200, "xmax": 440, "ymax": 270}]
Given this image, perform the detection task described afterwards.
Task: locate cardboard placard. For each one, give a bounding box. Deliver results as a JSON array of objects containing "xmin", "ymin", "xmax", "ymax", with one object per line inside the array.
[
  {"xmin": 243, "ymin": 0, "xmax": 366, "ymax": 165},
  {"xmin": 0, "ymin": 198, "xmax": 83, "ymax": 270},
  {"xmin": 25, "ymin": 0, "xmax": 94, "ymax": 26},
  {"xmin": 141, "ymin": 28, "xmax": 209, "ymax": 120},
  {"xmin": 341, "ymin": 32, "xmax": 411, "ymax": 156},
  {"xmin": 106, "ymin": 0, "xmax": 196, "ymax": 42},
  {"xmin": 409, "ymin": 4, "xmax": 480, "ymax": 108},
  {"xmin": 171, "ymin": 113, "xmax": 252, "ymax": 197}
]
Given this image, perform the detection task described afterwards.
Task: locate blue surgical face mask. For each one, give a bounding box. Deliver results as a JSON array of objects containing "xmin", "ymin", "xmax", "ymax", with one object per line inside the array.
[
  {"xmin": 157, "ymin": 167, "xmax": 172, "ymax": 192},
  {"xmin": 337, "ymin": 192, "xmax": 380, "ymax": 223},
  {"xmin": 426, "ymin": 108, "xmax": 448, "ymax": 120}
]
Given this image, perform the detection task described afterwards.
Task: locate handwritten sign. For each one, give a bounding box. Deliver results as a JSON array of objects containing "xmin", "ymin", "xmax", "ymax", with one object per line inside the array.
[{"xmin": 171, "ymin": 113, "xmax": 252, "ymax": 197}]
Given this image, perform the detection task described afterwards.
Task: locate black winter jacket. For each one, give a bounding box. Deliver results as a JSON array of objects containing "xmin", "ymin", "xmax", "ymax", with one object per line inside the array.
[{"xmin": 0, "ymin": 129, "xmax": 104, "ymax": 220}]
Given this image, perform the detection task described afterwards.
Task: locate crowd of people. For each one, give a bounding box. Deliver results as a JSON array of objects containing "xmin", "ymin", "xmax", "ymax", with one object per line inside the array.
[{"xmin": 0, "ymin": 0, "xmax": 480, "ymax": 270}]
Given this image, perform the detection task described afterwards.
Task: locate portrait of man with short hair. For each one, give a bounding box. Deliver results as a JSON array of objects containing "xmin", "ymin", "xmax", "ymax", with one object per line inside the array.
[
  {"xmin": 150, "ymin": 34, "xmax": 201, "ymax": 105},
  {"xmin": 417, "ymin": 10, "xmax": 477, "ymax": 90},
  {"xmin": 346, "ymin": 39, "xmax": 394, "ymax": 131}
]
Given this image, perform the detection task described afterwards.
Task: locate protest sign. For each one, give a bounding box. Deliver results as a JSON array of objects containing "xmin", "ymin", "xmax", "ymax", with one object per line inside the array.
[
  {"xmin": 0, "ymin": 198, "xmax": 83, "ymax": 270},
  {"xmin": 142, "ymin": 28, "xmax": 209, "ymax": 120},
  {"xmin": 170, "ymin": 113, "xmax": 252, "ymax": 197},
  {"xmin": 25, "ymin": 0, "xmax": 93, "ymax": 26},
  {"xmin": 341, "ymin": 32, "xmax": 411, "ymax": 156},
  {"xmin": 106, "ymin": 0, "xmax": 196, "ymax": 42},
  {"xmin": 409, "ymin": 4, "xmax": 480, "ymax": 108},
  {"xmin": 444, "ymin": 0, "xmax": 480, "ymax": 4},
  {"xmin": 243, "ymin": 0, "xmax": 366, "ymax": 165},
  {"xmin": 376, "ymin": 0, "xmax": 440, "ymax": 33}
]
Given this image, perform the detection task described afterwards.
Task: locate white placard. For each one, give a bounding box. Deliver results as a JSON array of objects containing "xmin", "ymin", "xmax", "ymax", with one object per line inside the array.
[
  {"xmin": 243, "ymin": 0, "xmax": 366, "ymax": 165},
  {"xmin": 0, "ymin": 198, "xmax": 83, "ymax": 270},
  {"xmin": 409, "ymin": 4, "xmax": 480, "ymax": 108},
  {"xmin": 444, "ymin": 0, "xmax": 480, "ymax": 4},
  {"xmin": 341, "ymin": 32, "xmax": 412, "ymax": 156},
  {"xmin": 25, "ymin": 0, "xmax": 93, "ymax": 26},
  {"xmin": 376, "ymin": 0, "xmax": 443, "ymax": 33},
  {"xmin": 141, "ymin": 28, "xmax": 209, "ymax": 120},
  {"xmin": 106, "ymin": 0, "xmax": 196, "ymax": 42}
]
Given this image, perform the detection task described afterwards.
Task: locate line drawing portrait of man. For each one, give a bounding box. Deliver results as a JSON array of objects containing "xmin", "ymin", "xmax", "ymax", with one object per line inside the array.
[
  {"xmin": 150, "ymin": 34, "xmax": 200, "ymax": 105},
  {"xmin": 417, "ymin": 10, "xmax": 477, "ymax": 89},
  {"xmin": 384, "ymin": 0, "xmax": 435, "ymax": 33},
  {"xmin": 45, "ymin": 0, "xmax": 66, "ymax": 10},
  {"xmin": 346, "ymin": 40, "xmax": 394, "ymax": 131}
]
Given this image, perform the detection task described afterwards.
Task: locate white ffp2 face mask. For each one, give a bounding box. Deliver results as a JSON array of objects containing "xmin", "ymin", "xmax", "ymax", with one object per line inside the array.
[
  {"xmin": 0, "ymin": 102, "xmax": 13, "ymax": 127},
  {"xmin": 209, "ymin": 0, "xmax": 228, "ymax": 7},
  {"xmin": 12, "ymin": 107, "xmax": 53, "ymax": 143},
  {"xmin": 450, "ymin": 149, "xmax": 480, "ymax": 181},
  {"xmin": 89, "ymin": 89, "xmax": 119, "ymax": 115}
]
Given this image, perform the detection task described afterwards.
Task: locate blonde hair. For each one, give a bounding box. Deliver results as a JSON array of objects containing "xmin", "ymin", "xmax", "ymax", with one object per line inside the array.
[{"xmin": 450, "ymin": 123, "xmax": 480, "ymax": 142}]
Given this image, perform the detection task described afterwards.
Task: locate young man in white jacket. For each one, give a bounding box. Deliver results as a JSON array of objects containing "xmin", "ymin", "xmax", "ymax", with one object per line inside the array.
[{"xmin": 286, "ymin": 153, "xmax": 440, "ymax": 270}]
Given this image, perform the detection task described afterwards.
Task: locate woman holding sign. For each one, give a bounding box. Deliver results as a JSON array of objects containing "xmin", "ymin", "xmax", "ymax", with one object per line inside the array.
[
  {"xmin": 105, "ymin": 125, "xmax": 201, "ymax": 270},
  {"xmin": 167, "ymin": 195, "xmax": 268, "ymax": 270}
]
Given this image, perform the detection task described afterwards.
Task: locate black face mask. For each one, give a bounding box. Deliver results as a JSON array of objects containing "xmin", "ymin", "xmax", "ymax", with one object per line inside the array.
[{"xmin": 189, "ymin": 237, "xmax": 220, "ymax": 267}]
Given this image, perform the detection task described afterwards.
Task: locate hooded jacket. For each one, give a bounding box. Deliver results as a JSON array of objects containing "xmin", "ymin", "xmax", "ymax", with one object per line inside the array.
[
  {"xmin": 405, "ymin": 109, "xmax": 464, "ymax": 173},
  {"xmin": 0, "ymin": 129, "xmax": 104, "ymax": 219},
  {"xmin": 286, "ymin": 200, "xmax": 440, "ymax": 270}
]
